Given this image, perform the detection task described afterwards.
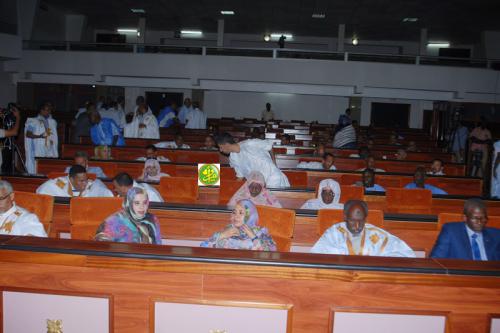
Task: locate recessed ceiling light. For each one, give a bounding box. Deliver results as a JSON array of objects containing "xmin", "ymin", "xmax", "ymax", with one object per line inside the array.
[
  {"xmin": 264, "ymin": 34, "xmax": 271, "ymax": 42},
  {"xmin": 427, "ymin": 42, "xmax": 450, "ymax": 48},
  {"xmin": 312, "ymin": 13, "xmax": 326, "ymax": 19},
  {"xmin": 270, "ymin": 33, "xmax": 293, "ymax": 39},
  {"xmin": 117, "ymin": 28, "xmax": 138, "ymax": 34},
  {"xmin": 352, "ymin": 36, "xmax": 359, "ymax": 45},
  {"xmin": 402, "ymin": 17, "xmax": 418, "ymax": 22},
  {"xmin": 130, "ymin": 8, "xmax": 145, "ymax": 14},
  {"xmin": 220, "ymin": 10, "xmax": 235, "ymax": 15},
  {"xmin": 181, "ymin": 30, "xmax": 203, "ymax": 36}
]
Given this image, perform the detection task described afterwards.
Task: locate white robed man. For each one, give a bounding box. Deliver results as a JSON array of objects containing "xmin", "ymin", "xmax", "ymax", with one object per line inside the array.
[
  {"xmin": 216, "ymin": 132, "xmax": 290, "ymax": 188},
  {"xmin": 64, "ymin": 151, "xmax": 107, "ymax": 178},
  {"xmin": 112, "ymin": 172, "xmax": 164, "ymax": 202},
  {"xmin": 25, "ymin": 102, "xmax": 58, "ymax": 174},
  {"xmin": 99, "ymin": 100, "xmax": 126, "ymax": 129},
  {"xmin": 124, "ymin": 103, "xmax": 159, "ymax": 139},
  {"xmin": 296, "ymin": 153, "xmax": 336, "ymax": 170},
  {"xmin": 311, "ymin": 200, "xmax": 415, "ymax": 257},
  {"xmin": 185, "ymin": 102, "xmax": 207, "ymax": 129},
  {"xmin": 177, "ymin": 97, "xmax": 193, "ymax": 125},
  {"xmin": 155, "ymin": 134, "xmax": 191, "ymax": 149},
  {"xmin": 0, "ymin": 180, "xmax": 47, "ymax": 237},
  {"xmin": 37, "ymin": 165, "xmax": 113, "ymax": 198}
]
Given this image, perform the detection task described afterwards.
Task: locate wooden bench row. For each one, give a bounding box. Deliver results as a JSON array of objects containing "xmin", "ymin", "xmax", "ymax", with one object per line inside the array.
[{"xmin": 35, "ymin": 158, "xmax": 482, "ymax": 196}]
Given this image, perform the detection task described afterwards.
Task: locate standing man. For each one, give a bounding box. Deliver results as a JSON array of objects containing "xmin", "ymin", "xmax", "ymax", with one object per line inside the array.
[
  {"xmin": 216, "ymin": 132, "xmax": 290, "ymax": 188},
  {"xmin": 157, "ymin": 101, "xmax": 177, "ymax": 128},
  {"xmin": 185, "ymin": 102, "xmax": 207, "ymax": 129},
  {"xmin": 25, "ymin": 102, "xmax": 58, "ymax": 174},
  {"xmin": 261, "ymin": 103, "xmax": 275, "ymax": 121},
  {"xmin": 1, "ymin": 103, "xmax": 22, "ymax": 173},
  {"xmin": 124, "ymin": 103, "xmax": 160, "ymax": 139},
  {"xmin": 469, "ymin": 117, "xmax": 492, "ymax": 177},
  {"xmin": 89, "ymin": 111, "xmax": 125, "ymax": 147},
  {"xmin": 177, "ymin": 98, "xmax": 193, "ymax": 125}
]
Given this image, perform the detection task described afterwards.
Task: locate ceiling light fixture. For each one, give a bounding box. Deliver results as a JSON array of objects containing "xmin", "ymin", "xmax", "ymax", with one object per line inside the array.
[
  {"xmin": 130, "ymin": 8, "xmax": 146, "ymax": 14},
  {"xmin": 180, "ymin": 30, "xmax": 203, "ymax": 35},
  {"xmin": 312, "ymin": 13, "xmax": 326, "ymax": 19},
  {"xmin": 270, "ymin": 33, "xmax": 293, "ymax": 39},
  {"xmin": 117, "ymin": 28, "xmax": 138, "ymax": 34},
  {"xmin": 402, "ymin": 17, "xmax": 418, "ymax": 22},
  {"xmin": 220, "ymin": 10, "xmax": 235, "ymax": 15},
  {"xmin": 427, "ymin": 42, "xmax": 450, "ymax": 48},
  {"xmin": 352, "ymin": 36, "xmax": 359, "ymax": 45},
  {"xmin": 264, "ymin": 34, "xmax": 271, "ymax": 42}
]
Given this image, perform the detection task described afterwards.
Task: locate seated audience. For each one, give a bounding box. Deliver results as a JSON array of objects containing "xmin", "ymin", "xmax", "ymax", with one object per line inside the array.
[
  {"xmin": 200, "ymin": 199, "xmax": 276, "ymax": 251},
  {"xmin": 394, "ymin": 149, "xmax": 407, "ymax": 160},
  {"xmin": 349, "ymin": 146, "xmax": 370, "ymax": 159},
  {"xmin": 37, "ymin": 165, "xmax": 113, "ymax": 197},
  {"xmin": 301, "ymin": 179, "xmax": 343, "ymax": 210},
  {"xmin": 296, "ymin": 153, "xmax": 336, "ymax": 170},
  {"xmin": 280, "ymin": 134, "xmax": 292, "ymax": 146},
  {"xmin": 65, "ymin": 151, "xmax": 106, "ymax": 178},
  {"xmin": 89, "ymin": 110, "xmax": 125, "ymax": 147},
  {"xmin": 113, "ymin": 172, "xmax": 164, "ymax": 202},
  {"xmin": 357, "ymin": 156, "xmax": 386, "ymax": 172},
  {"xmin": 201, "ymin": 135, "xmax": 218, "ymax": 150},
  {"xmin": 389, "ymin": 133, "xmax": 402, "ymax": 145},
  {"xmin": 136, "ymin": 145, "xmax": 170, "ymax": 162},
  {"xmin": 404, "ymin": 167, "xmax": 448, "ymax": 195},
  {"xmin": 124, "ymin": 102, "xmax": 160, "ymax": 139},
  {"xmin": 313, "ymin": 143, "xmax": 326, "ymax": 157},
  {"xmin": 95, "ymin": 186, "xmax": 162, "ymax": 244},
  {"xmin": 138, "ymin": 159, "xmax": 170, "ymax": 182},
  {"xmin": 407, "ymin": 141, "xmax": 418, "ymax": 152},
  {"xmin": 0, "ymin": 180, "xmax": 47, "ymax": 237},
  {"xmin": 216, "ymin": 132, "xmax": 290, "ymax": 188},
  {"xmin": 428, "ymin": 158, "xmax": 445, "ymax": 176},
  {"xmin": 311, "ymin": 200, "xmax": 415, "ymax": 257},
  {"xmin": 355, "ymin": 168, "xmax": 385, "ymax": 192},
  {"xmin": 430, "ymin": 198, "xmax": 500, "ymax": 260},
  {"xmin": 155, "ymin": 134, "xmax": 191, "ymax": 149},
  {"xmin": 228, "ymin": 171, "xmax": 282, "ymax": 208}
]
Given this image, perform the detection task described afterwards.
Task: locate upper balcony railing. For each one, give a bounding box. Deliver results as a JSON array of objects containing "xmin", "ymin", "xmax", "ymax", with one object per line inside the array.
[{"xmin": 22, "ymin": 40, "xmax": 500, "ymax": 70}]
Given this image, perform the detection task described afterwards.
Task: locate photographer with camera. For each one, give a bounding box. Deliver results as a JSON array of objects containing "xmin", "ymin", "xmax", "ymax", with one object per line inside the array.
[{"xmin": 0, "ymin": 104, "xmax": 22, "ymax": 173}]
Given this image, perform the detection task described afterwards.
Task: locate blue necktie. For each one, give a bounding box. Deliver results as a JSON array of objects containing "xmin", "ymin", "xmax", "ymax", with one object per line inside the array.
[{"xmin": 471, "ymin": 234, "xmax": 482, "ymax": 261}]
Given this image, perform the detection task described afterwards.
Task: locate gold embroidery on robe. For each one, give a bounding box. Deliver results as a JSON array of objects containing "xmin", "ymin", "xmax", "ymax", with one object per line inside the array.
[
  {"xmin": 56, "ymin": 179, "xmax": 66, "ymax": 189},
  {"xmin": 369, "ymin": 233, "xmax": 380, "ymax": 244},
  {"xmin": 47, "ymin": 319, "xmax": 63, "ymax": 333},
  {"xmin": 1, "ymin": 220, "xmax": 15, "ymax": 233}
]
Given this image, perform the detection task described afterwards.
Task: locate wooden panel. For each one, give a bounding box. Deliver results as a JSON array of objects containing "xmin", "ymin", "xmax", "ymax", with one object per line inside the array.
[
  {"xmin": 3, "ymin": 290, "xmax": 111, "ymax": 332},
  {"xmin": 152, "ymin": 299, "xmax": 291, "ymax": 333},
  {"xmin": 330, "ymin": 307, "xmax": 447, "ymax": 333}
]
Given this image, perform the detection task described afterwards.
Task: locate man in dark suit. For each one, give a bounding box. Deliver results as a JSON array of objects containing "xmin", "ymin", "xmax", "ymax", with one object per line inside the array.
[{"xmin": 430, "ymin": 198, "xmax": 500, "ymax": 260}]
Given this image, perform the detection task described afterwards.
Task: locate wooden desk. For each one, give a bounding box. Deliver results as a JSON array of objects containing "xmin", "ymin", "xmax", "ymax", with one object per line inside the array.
[{"xmin": 0, "ymin": 237, "xmax": 497, "ymax": 332}]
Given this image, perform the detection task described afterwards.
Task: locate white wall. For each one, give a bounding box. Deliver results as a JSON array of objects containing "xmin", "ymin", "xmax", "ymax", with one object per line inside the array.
[
  {"xmin": 31, "ymin": 4, "xmax": 65, "ymax": 41},
  {"xmin": 204, "ymin": 91, "xmax": 348, "ymax": 123},
  {"xmin": 0, "ymin": 66, "xmax": 16, "ymax": 107}
]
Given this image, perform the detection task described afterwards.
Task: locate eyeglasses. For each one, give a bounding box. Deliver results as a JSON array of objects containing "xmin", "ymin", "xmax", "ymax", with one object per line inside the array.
[{"xmin": 0, "ymin": 192, "xmax": 12, "ymax": 201}]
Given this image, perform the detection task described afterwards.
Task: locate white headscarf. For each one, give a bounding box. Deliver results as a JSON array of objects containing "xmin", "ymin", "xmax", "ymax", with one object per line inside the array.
[{"xmin": 300, "ymin": 179, "xmax": 343, "ymax": 210}]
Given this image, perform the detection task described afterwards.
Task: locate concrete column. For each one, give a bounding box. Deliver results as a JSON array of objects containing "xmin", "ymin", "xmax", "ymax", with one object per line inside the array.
[
  {"xmin": 65, "ymin": 14, "xmax": 86, "ymax": 41},
  {"xmin": 419, "ymin": 28, "xmax": 427, "ymax": 55},
  {"xmin": 217, "ymin": 19, "xmax": 224, "ymax": 47},
  {"xmin": 137, "ymin": 17, "xmax": 146, "ymax": 43},
  {"xmin": 337, "ymin": 24, "xmax": 345, "ymax": 52},
  {"xmin": 17, "ymin": 0, "xmax": 39, "ymax": 40}
]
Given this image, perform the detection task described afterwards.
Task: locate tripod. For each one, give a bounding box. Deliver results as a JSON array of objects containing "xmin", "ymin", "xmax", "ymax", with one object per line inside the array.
[{"xmin": 1, "ymin": 137, "xmax": 27, "ymax": 174}]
